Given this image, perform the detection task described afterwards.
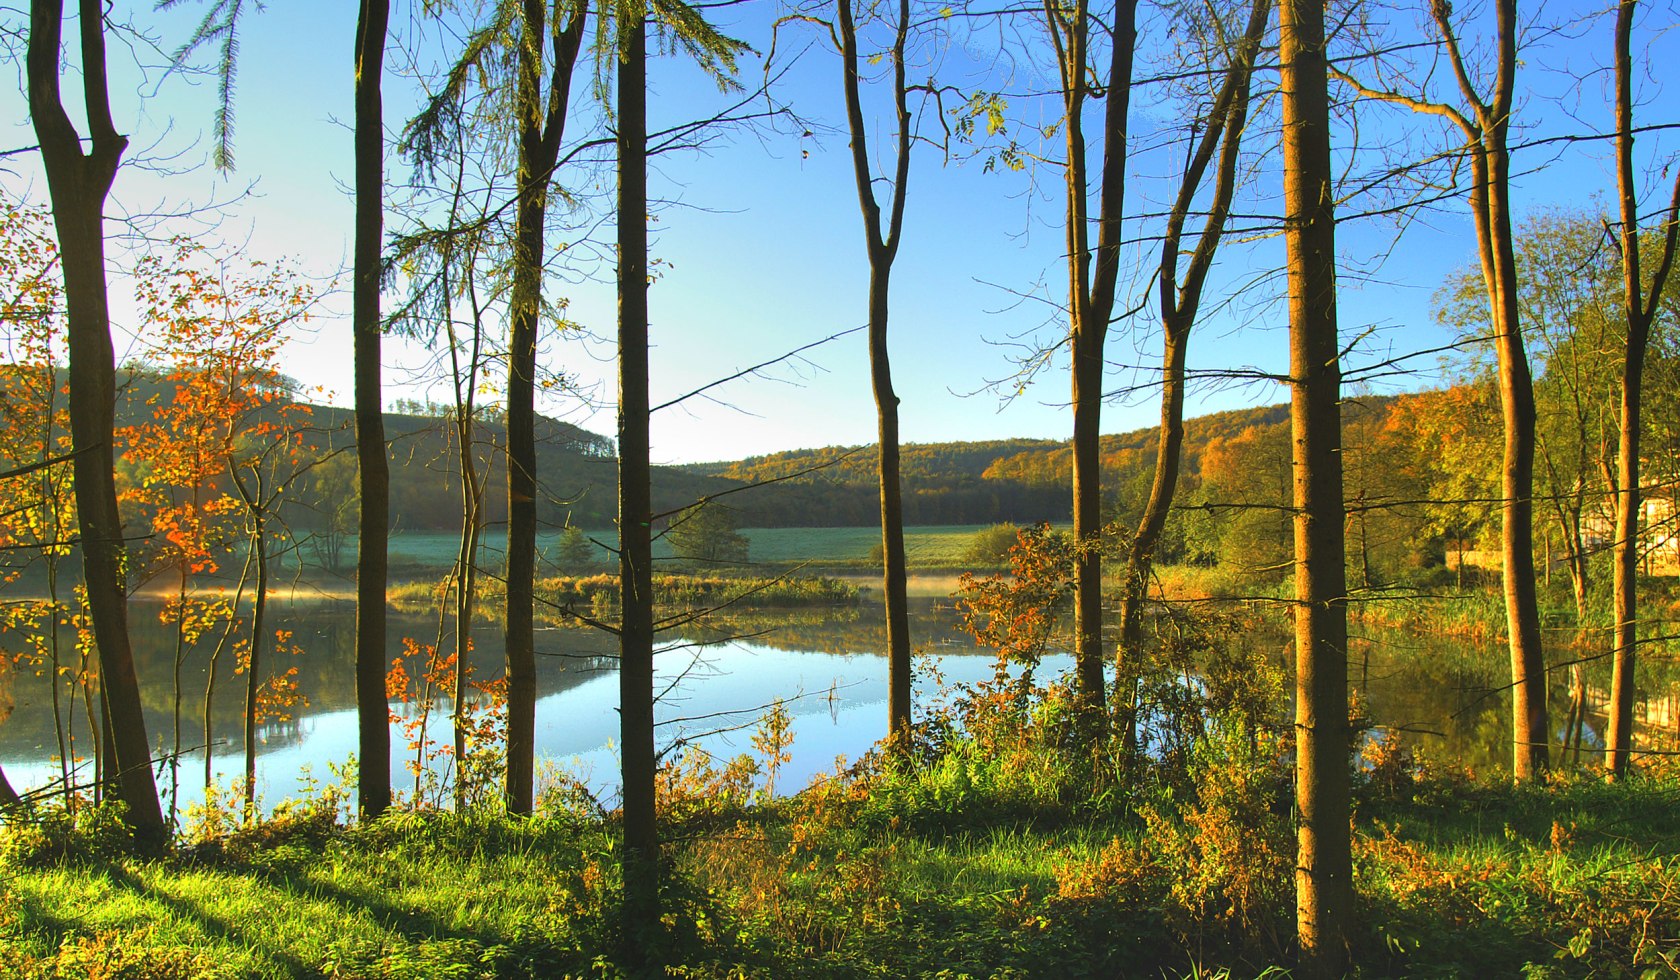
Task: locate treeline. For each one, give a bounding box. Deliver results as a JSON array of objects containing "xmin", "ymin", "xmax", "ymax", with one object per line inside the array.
[{"xmin": 683, "ymin": 403, "xmax": 1293, "ymax": 527}]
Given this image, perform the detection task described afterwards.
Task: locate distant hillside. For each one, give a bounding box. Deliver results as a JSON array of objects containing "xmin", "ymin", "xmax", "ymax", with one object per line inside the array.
[
  {"xmin": 0, "ymin": 366, "xmax": 743, "ymax": 538},
  {"xmin": 4, "ymin": 363, "xmax": 1390, "ymax": 537},
  {"xmin": 686, "ymin": 401, "xmax": 1301, "ymax": 527}
]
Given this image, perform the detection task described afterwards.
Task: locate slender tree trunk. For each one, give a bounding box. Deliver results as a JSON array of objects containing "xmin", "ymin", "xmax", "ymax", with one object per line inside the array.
[
  {"xmin": 1606, "ymin": 0, "xmax": 1680, "ymax": 777},
  {"xmin": 872, "ymin": 293, "xmax": 911, "ymax": 750},
  {"xmin": 617, "ymin": 12, "xmax": 660, "ymax": 946},
  {"xmin": 48, "ymin": 552, "xmax": 71, "ymax": 804},
  {"xmin": 354, "ymin": 0, "xmax": 393, "ymax": 821},
  {"xmin": 1050, "ymin": 0, "xmax": 1137, "ymax": 734},
  {"xmin": 242, "ymin": 516, "xmax": 269, "ymax": 815},
  {"xmin": 1116, "ymin": 0, "xmax": 1267, "ymax": 754},
  {"xmin": 206, "ymin": 545, "xmax": 255, "ymax": 789},
  {"xmin": 505, "ymin": 0, "xmax": 588, "ymax": 816},
  {"xmin": 27, "ymin": 0, "xmax": 164, "ymax": 839},
  {"xmin": 1333, "ymin": 0, "xmax": 1548, "ymax": 781},
  {"xmin": 452, "ymin": 456, "xmax": 483, "ymax": 809},
  {"xmin": 836, "ymin": 0, "xmax": 913, "ymax": 753},
  {"xmin": 1486, "ymin": 151, "xmax": 1549, "ymax": 778},
  {"xmin": 171, "ymin": 561, "xmax": 189, "ymax": 823},
  {"xmin": 1441, "ymin": 0, "xmax": 1548, "ymax": 779},
  {"xmin": 1281, "ymin": 0, "xmax": 1352, "ymax": 970}
]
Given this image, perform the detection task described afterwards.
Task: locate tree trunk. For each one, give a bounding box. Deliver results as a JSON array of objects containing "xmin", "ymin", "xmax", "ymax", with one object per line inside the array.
[
  {"xmin": 1606, "ymin": 0, "xmax": 1680, "ymax": 777},
  {"xmin": 206, "ymin": 545, "xmax": 255, "ymax": 790},
  {"xmin": 1052, "ymin": 0, "xmax": 1137, "ymax": 734},
  {"xmin": 1486, "ymin": 152, "xmax": 1549, "ymax": 780},
  {"xmin": 354, "ymin": 0, "xmax": 393, "ymax": 821},
  {"xmin": 617, "ymin": 12, "xmax": 660, "ymax": 948},
  {"xmin": 27, "ymin": 0, "xmax": 164, "ymax": 839},
  {"xmin": 505, "ymin": 0, "xmax": 588, "ymax": 816},
  {"xmin": 454, "ymin": 411, "xmax": 485, "ymax": 810},
  {"xmin": 1441, "ymin": 0, "xmax": 1548, "ymax": 780},
  {"xmin": 836, "ymin": 0, "xmax": 913, "ymax": 753},
  {"xmin": 1281, "ymin": 0, "xmax": 1353, "ymax": 971},
  {"xmin": 1116, "ymin": 0, "xmax": 1267, "ymax": 754},
  {"xmin": 242, "ymin": 512, "xmax": 269, "ymax": 815}
]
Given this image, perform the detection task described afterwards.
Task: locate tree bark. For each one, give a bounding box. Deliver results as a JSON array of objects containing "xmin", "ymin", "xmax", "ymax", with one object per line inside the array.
[
  {"xmin": 1331, "ymin": 0, "xmax": 1548, "ymax": 780},
  {"xmin": 1481, "ymin": 72, "xmax": 1550, "ymax": 782},
  {"xmin": 1606, "ymin": 0, "xmax": 1680, "ymax": 777},
  {"xmin": 1116, "ymin": 0, "xmax": 1267, "ymax": 755},
  {"xmin": 617, "ymin": 11, "xmax": 660, "ymax": 945},
  {"xmin": 505, "ymin": 0, "xmax": 588, "ymax": 815},
  {"xmin": 354, "ymin": 0, "xmax": 394, "ymax": 821},
  {"xmin": 27, "ymin": 0, "xmax": 164, "ymax": 838},
  {"xmin": 1281, "ymin": 0, "xmax": 1352, "ymax": 970},
  {"xmin": 837, "ymin": 0, "xmax": 913, "ymax": 752},
  {"xmin": 1048, "ymin": 0, "xmax": 1137, "ymax": 733}
]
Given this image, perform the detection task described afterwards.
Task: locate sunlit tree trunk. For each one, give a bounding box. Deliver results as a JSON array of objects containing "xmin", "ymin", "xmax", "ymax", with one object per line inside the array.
[
  {"xmin": 1606, "ymin": 0, "xmax": 1680, "ymax": 777},
  {"xmin": 1333, "ymin": 0, "xmax": 1547, "ymax": 780},
  {"xmin": 1472, "ymin": 0, "xmax": 1549, "ymax": 781},
  {"xmin": 354, "ymin": 0, "xmax": 394, "ymax": 821},
  {"xmin": 27, "ymin": 0, "xmax": 164, "ymax": 838},
  {"xmin": 1281, "ymin": 0, "xmax": 1352, "ymax": 970}
]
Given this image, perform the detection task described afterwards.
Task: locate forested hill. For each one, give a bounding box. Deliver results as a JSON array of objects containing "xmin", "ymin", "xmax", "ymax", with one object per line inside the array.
[
  {"xmin": 66, "ymin": 369, "xmax": 1380, "ymax": 533},
  {"xmin": 684, "ymin": 401, "xmax": 1301, "ymax": 527}
]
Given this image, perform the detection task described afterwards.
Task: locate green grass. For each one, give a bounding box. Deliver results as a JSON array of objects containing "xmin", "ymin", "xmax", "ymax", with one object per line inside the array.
[
  {"xmin": 740, "ymin": 524, "xmax": 1011, "ymax": 566},
  {"xmin": 6, "ymin": 769, "xmax": 1678, "ymax": 979},
  {"xmin": 378, "ymin": 524, "xmax": 1033, "ymax": 577}
]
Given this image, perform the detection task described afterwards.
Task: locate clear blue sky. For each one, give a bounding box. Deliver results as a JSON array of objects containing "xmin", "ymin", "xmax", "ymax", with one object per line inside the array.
[{"xmin": 2, "ymin": 0, "xmax": 1675, "ymax": 464}]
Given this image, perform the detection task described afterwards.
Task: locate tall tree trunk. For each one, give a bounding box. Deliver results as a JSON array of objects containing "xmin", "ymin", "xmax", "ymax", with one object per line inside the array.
[
  {"xmin": 1462, "ymin": 0, "xmax": 1549, "ymax": 780},
  {"xmin": 354, "ymin": 0, "xmax": 393, "ymax": 821},
  {"xmin": 27, "ymin": 0, "xmax": 164, "ymax": 839},
  {"xmin": 617, "ymin": 11, "xmax": 660, "ymax": 946},
  {"xmin": 1332, "ymin": 0, "xmax": 1547, "ymax": 781},
  {"xmin": 505, "ymin": 0, "xmax": 588, "ymax": 816},
  {"xmin": 1116, "ymin": 0, "xmax": 1267, "ymax": 755},
  {"xmin": 1281, "ymin": 0, "xmax": 1352, "ymax": 970},
  {"xmin": 836, "ymin": 0, "xmax": 913, "ymax": 753},
  {"xmin": 1486, "ymin": 144, "xmax": 1548, "ymax": 779},
  {"xmin": 1606, "ymin": 0, "xmax": 1680, "ymax": 777},
  {"xmin": 1049, "ymin": 0, "xmax": 1137, "ymax": 734}
]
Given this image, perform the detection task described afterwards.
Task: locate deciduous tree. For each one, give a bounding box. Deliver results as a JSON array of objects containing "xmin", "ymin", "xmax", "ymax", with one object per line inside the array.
[
  {"xmin": 1605, "ymin": 0, "xmax": 1680, "ymax": 777},
  {"xmin": 1335, "ymin": 0, "xmax": 1549, "ymax": 778},
  {"xmin": 27, "ymin": 0, "xmax": 165, "ymax": 836}
]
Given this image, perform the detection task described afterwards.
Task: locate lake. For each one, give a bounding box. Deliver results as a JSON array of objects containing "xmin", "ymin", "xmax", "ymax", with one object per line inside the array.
[{"xmin": 0, "ymin": 590, "xmax": 1654, "ymax": 815}]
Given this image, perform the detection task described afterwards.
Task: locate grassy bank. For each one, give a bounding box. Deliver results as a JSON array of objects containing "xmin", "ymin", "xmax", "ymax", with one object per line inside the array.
[
  {"xmin": 386, "ymin": 572, "xmax": 861, "ymax": 621},
  {"xmin": 3, "ymin": 765, "xmax": 1677, "ymax": 979}
]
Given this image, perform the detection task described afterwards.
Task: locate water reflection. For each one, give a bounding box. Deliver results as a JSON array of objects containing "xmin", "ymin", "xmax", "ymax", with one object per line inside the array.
[{"xmin": 2, "ymin": 596, "xmax": 1675, "ymax": 810}]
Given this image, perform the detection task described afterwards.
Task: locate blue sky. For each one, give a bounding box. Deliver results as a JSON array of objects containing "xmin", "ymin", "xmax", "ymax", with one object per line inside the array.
[{"xmin": 3, "ymin": 0, "xmax": 1675, "ymax": 464}]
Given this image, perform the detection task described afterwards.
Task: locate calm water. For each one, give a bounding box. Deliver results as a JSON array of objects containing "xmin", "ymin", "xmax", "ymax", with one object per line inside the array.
[{"xmin": 0, "ymin": 594, "xmax": 1660, "ymax": 812}]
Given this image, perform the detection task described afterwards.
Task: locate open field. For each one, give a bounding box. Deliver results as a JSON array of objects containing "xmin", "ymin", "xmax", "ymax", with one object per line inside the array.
[{"xmin": 367, "ymin": 524, "xmax": 1041, "ymax": 576}]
